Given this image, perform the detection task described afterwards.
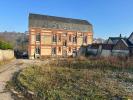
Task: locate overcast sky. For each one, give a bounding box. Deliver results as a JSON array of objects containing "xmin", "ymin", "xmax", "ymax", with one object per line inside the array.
[{"xmin": 0, "ymin": 0, "xmax": 133, "ymax": 39}]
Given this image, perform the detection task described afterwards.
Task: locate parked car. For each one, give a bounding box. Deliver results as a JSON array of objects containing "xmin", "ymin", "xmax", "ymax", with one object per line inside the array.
[{"xmin": 22, "ymin": 52, "xmax": 28, "ymax": 59}]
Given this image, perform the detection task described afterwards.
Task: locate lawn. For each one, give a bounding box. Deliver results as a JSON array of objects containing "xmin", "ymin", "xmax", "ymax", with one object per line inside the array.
[{"xmin": 8, "ymin": 57, "xmax": 133, "ymax": 100}]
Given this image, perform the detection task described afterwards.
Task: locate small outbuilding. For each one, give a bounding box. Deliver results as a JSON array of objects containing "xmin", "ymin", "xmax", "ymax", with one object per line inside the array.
[
  {"xmin": 87, "ymin": 44, "xmax": 100, "ymax": 56},
  {"xmin": 100, "ymin": 44, "xmax": 114, "ymax": 57},
  {"xmin": 112, "ymin": 39, "xmax": 130, "ymax": 57},
  {"xmin": 86, "ymin": 32, "xmax": 133, "ymax": 57}
]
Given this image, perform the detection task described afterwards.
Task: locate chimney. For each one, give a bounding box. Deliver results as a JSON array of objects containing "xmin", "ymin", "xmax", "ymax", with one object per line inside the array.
[{"xmin": 120, "ymin": 34, "xmax": 122, "ymax": 38}]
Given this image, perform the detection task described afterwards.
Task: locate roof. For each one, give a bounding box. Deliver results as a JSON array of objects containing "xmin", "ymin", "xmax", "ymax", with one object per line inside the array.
[
  {"xmin": 102, "ymin": 44, "xmax": 114, "ymax": 50},
  {"xmin": 29, "ymin": 13, "xmax": 92, "ymax": 32},
  {"xmin": 108, "ymin": 37, "xmax": 126, "ymax": 44},
  {"xmin": 88, "ymin": 43, "xmax": 114, "ymax": 50},
  {"xmin": 128, "ymin": 32, "xmax": 133, "ymax": 39},
  {"xmin": 125, "ymin": 39, "xmax": 133, "ymax": 47},
  {"xmin": 113, "ymin": 38, "xmax": 133, "ymax": 49},
  {"xmin": 128, "ymin": 32, "xmax": 133, "ymax": 44},
  {"xmin": 88, "ymin": 43, "xmax": 101, "ymax": 49}
]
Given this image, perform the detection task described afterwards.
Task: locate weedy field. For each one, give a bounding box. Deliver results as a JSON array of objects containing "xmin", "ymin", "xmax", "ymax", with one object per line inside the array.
[{"xmin": 7, "ymin": 57, "xmax": 133, "ymax": 100}]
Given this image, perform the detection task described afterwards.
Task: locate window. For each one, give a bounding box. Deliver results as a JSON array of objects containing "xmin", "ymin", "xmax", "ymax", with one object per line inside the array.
[
  {"xmin": 64, "ymin": 33, "xmax": 67, "ymax": 36},
  {"xmin": 36, "ymin": 33, "xmax": 40, "ymax": 41},
  {"xmin": 58, "ymin": 47, "xmax": 61, "ymax": 53},
  {"xmin": 52, "ymin": 47, "xmax": 56, "ymax": 54},
  {"xmin": 58, "ymin": 34, "xmax": 61, "ymax": 42},
  {"xmin": 73, "ymin": 36, "xmax": 77, "ymax": 43},
  {"xmin": 69, "ymin": 47, "xmax": 71, "ymax": 53},
  {"xmin": 80, "ymin": 33, "xmax": 83, "ymax": 37},
  {"xmin": 35, "ymin": 46, "xmax": 40, "ymax": 54},
  {"xmin": 69, "ymin": 35, "xmax": 72, "ymax": 42},
  {"xmin": 83, "ymin": 35, "xmax": 87, "ymax": 43},
  {"xmin": 63, "ymin": 40, "xmax": 67, "ymax": 46},
  {"xmin": 52, "ymin": 34, "xmax": 57, "ymax": 42}
]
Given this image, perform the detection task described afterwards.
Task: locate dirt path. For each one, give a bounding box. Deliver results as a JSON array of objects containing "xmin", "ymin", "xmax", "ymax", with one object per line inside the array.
[{"xmin": 0, "ymin": 59, "xmax": 45, "ymax": 100}]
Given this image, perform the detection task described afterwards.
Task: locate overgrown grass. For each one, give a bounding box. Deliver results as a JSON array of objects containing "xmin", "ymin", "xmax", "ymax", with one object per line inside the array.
[{"xmin": 7, "ymin": 57, "xmax": 133, "ymax": 100}]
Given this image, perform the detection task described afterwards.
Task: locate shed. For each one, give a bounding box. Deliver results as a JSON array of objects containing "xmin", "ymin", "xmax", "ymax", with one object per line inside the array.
[
  {"xmin": 100, "ymin": 44, "xmax": 114, "ymax": 57},
  {"xmin": 112, "ymin": 39, "xmax": 130, "ymax": 57},
  {"xmin": 87, "ymin": 44, "xmax": 100, "ymax": 56}
]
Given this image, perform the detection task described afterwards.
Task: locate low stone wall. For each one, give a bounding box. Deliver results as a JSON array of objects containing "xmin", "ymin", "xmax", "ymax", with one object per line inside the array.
[{"xmin": 0, "ymin": 49, "xmax": 14, "ymax": 61}]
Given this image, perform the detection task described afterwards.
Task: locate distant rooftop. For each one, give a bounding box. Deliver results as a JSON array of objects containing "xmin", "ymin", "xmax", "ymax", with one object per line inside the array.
[
  {"xmin": 88, "ymin": 43, "xmax": 114, "ymax": 50},
  {"xmin": 107, "ymin": 36, "xmax": 126, "ymax": 44},
  {"xmin": 121, "ymin": 39, "xmax": 133, "ymax": 47},
  {"xmin": 29, "ymin": 13, "xmax": 93, "ymax": 32}
]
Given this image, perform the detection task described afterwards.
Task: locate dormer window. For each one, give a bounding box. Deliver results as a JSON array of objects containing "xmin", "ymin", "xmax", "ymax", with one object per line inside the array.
[
  {"xmin": 64, "ymin": 27, "xmax": 67, "ymax": 30},
  {"xmin": 36, "ymin": 33, "xmax": 40, "ymax": 41},
  {"xmin": 52, "ymin": 24, "xmax": 57, "ymax": 28}
]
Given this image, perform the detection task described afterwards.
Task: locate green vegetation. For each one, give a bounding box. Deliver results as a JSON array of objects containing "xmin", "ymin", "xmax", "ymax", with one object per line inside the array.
[
  {"xmin": 8, "ymin": 57, "xmax": 133, "ymax": 100},
  {"xmin": 0, "ymin": 31, "xmax": 28, "ymax": 51},
  {"xmin": 0, "ymin": 40, "xmax": 13, "ymax": 50}
]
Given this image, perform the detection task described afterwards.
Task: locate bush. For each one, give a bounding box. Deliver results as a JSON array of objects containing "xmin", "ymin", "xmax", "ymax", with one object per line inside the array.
[{"xmin": 0, "ymin": 40, "xmax": 13, "ymax": 50}]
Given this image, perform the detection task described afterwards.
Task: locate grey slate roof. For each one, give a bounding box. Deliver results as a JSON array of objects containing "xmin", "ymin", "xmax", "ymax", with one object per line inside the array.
[
  {"xmin": 107, "ymin": 37, "xmax": 126, "ymax": 44},
  {"xmin": 29, "ymin": 13, "xmax": 93, "ymax": 32},
  {"xmin": 128, "ymin": 32, "xmax": 133, "ymax": 44},
  {"xmin": 113, "ymin": 38, "xmax": 133, "ymax": 48},
  {"xmin": 124, "ymin": 39, "xmax": 133, "ymax": 47}
]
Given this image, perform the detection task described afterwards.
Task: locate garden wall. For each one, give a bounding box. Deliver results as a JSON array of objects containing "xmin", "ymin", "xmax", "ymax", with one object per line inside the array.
[{"xmin": 0, "ymin": 49, "xmax": 14, "ymax": 61}]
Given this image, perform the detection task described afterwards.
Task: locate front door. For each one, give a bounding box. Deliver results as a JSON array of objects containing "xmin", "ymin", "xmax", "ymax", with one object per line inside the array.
[{"xmin": 35, "ymin": 46, "xmax": 40, "ymax": 58}]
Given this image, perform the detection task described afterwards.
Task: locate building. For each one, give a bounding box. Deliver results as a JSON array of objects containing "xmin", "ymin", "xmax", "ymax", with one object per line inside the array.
[
  {"xmin": 87, "ymin": 44, "xmax": 114, "ymax": 57},
  {"xmin": 87, "ymin": 44, "xmax": 100, "ymax": 56},
  {"xmin": 93, "ymin": 38, "xmax": 105, "ymax": 44},
  {"xmin": 28, "ymin": 13, "xmax": 93, "ymax": 59},
  {"xmin": 100, "ymin": 44, "xmax": 114, "ymax": 57},
  {"xmin": 87, "ymin": 33, "xmax": 133, "ymax": 57},
  {"xmin": 110, "ymin": 33, "xmax": 133, "ymax": 57},
  {"xmin": 128, "ymin": 32, "xmax": 133, "ymax": 56},
  {"xmin": 112, "ymin": 39, "xmax": 130, "ymax": 57},
  {"xmin": 112, "ymin": 38, "xmax": 133, "ymax": 57},
  {"xmin": 128, "ymin": 32, "xmax": 133, "ymax": 44},
  {"xmin": 107, "ymin": 34, "xmax": 124, "ymax": 44}
]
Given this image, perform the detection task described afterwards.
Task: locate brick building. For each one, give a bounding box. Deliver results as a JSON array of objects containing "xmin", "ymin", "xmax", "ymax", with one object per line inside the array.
[{"xmin": 28, "ymin": 13, "xmax": 93, "ymax": 59}]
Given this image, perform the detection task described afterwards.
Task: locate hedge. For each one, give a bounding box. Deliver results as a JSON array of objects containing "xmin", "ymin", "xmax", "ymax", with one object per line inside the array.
[{"xmin": 0, "ymin": 40, "xmax": 13, "ymax": 50}]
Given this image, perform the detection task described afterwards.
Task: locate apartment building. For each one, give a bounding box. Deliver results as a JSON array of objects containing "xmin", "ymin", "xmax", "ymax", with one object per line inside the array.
[{"xmin": 28, "ymin": 13, "xmax": 93, "ymax": 59}]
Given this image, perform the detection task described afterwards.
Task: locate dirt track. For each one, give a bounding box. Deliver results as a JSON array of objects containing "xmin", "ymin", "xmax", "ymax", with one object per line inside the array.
[{"xmin": 0, "ymin": 59, "xmax": 45, "ymax": 100}]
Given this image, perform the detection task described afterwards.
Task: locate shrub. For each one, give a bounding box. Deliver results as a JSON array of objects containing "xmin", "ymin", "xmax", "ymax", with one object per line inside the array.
[{"xmin": 0, "ymin": 40, "xmax": 13, "ymax": 50}]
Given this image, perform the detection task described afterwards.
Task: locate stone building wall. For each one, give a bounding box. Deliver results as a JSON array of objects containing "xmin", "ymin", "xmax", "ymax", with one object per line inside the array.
[{"xmin": 29, "ymin": 28, "xmax": 93, "ymax": 59}]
